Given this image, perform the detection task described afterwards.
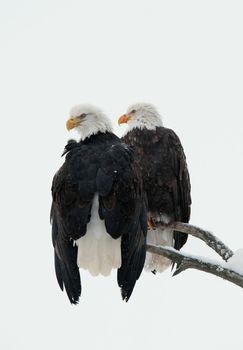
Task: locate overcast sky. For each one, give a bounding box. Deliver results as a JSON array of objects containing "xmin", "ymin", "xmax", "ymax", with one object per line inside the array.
[{"xmin": 1, "ymin": 1, "xmax": 243, "ymax": 349}]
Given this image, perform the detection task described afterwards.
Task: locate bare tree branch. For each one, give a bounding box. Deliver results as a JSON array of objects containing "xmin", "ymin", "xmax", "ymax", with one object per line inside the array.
[
  {"xmin": 146, "ymin": 222, "xmax": 243, "ymax": 289},
  {"xmin": 157, "ymin": 222, "xmax": 233, "ymax": 261},
  {"xmin": 147, "ymin": 244, "xmax": 243, "ymax": 289}
]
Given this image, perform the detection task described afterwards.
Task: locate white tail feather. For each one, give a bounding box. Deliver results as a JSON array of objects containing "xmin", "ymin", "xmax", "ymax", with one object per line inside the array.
[
  {"xmin": 76, "ymin": 194, "xmax": 121, "ymax": 276},
  {"xmin": 145, "ymin": 227, "xmax": 173, "ymax": 273}
]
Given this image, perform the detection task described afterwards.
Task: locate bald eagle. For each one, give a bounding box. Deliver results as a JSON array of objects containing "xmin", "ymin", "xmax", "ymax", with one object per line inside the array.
[
  {"xmin": 51, "ymin": 104, "xmax": 147, "ymax": 303},
  {"xmin": 118, "ymin": 103, "xmax": 191, "ymax": 273}
]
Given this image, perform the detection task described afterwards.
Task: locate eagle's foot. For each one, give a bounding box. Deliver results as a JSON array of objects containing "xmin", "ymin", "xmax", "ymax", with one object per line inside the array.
[{"xmin": 147, "ymin": 216, "xmax": 156, "ymax": 230}]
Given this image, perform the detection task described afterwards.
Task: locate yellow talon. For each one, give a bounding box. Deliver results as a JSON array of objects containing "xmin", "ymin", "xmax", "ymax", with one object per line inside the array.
[{"xmin": 147, "ymin": 216, "xmax": 154, "ymax": 230}]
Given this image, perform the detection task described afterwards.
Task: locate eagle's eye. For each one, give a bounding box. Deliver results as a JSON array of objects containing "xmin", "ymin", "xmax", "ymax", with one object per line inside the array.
[
  {"xmin": 79, "ymin": 113, "xmax": 87, "ymax": 118},
  {"xmin": 130, "ymin": 109, "xmax": 136, "ymax": 114}
]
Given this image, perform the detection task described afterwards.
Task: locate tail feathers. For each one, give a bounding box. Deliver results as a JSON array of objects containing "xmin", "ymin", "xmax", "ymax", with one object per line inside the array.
[
  {"xmin": 76, "ymin": 232, "xmax": 121, "ymax": 277},
  {"xmin": 145, "ymin": 227, "xmax": 173, "ymax": 273}
]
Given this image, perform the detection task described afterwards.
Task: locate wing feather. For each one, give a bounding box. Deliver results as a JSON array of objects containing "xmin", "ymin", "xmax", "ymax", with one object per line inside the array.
[
  {"xmin": 167, "ymin": 130, "xmax": 191, "ymax": 249},
  {"xmin": 51, "ymin": 147, "xmax": 95, "ymax": 303},
  {"xmin": 97, "ymin": 144, "xmax": 147, "ymax": 301}
]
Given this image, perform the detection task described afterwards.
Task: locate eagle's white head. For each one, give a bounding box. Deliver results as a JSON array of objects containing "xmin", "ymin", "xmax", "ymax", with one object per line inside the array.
[
  {"xmin": 118, "ymin": 102, "xmax": 163, "ymax": 133},
  {"xmin": 66, "ymin": 104, "xmax": 113, "ymax": 141}
]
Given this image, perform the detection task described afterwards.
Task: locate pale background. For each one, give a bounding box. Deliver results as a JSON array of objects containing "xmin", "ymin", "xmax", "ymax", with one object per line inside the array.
[{"xmin": 1, "ymin": 1, "xmax": 243, "ymax": 349}]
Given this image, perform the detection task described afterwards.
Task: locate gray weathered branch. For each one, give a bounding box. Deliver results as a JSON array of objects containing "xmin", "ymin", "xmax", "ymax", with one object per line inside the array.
[
  {"xmin": 146, "ymin": 222, "xmax": 243, "ymax": 289},
  {"xmin": 157, "ymin": 222, "xmax": 233, "ymax": 261},
  {"xmin": 147, "ymin": 244, "xmax": 243, "ymax": 289}
]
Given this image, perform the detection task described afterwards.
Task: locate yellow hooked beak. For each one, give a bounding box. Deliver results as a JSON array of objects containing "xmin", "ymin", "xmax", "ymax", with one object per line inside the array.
[
  {"xmin": 66, "ymin": 117, "xmax": 79, "ymax": 131},
  {"xmin": 118, "ymin": 114, "xmax": 130, "ymax": 125}
]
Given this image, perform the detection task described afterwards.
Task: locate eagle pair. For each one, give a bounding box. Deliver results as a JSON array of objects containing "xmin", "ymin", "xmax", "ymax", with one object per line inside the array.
[{"xmin": 51, "ymin": 103, "xmax": 191, "ymax": 304}]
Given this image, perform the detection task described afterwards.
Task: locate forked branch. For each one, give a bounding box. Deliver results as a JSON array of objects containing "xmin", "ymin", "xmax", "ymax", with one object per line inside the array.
[{"xmin": 147, "ymin": 223, "xmax": 243, "ymax": 289}]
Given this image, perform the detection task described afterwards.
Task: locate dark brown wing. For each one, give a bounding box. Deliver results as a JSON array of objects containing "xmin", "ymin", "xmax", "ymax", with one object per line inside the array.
[
  {"xmin": 166, "ymin": 129, "xmax": 191, "ymax": 249},
  {"xmin": 51, "ymin": 141, "xmax": 100, "ymax": 304},
  {"xmin": 51, "ymin": 161, "xmax": 92, "ymax": 304}
]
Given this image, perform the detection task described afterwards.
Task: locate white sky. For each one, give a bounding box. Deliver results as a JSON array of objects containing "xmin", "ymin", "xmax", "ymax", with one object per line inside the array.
[{"xmin": 1, "ymin": 0, "xmax": 243, "ymax": 349}]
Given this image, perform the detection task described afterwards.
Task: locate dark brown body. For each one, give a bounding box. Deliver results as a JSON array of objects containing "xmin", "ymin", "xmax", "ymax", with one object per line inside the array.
[{"xmin": 122, "ymin": 126, "xmax": 191, "ymax": 250}]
